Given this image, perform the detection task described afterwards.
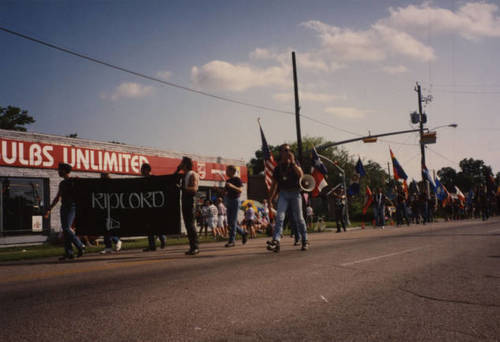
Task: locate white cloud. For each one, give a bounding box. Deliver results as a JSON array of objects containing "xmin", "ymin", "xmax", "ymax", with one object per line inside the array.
[
  {"xmin": 381, "ymin": 65, "xmax": 409, "ymax": 74},
  {"xmin": 301, "ymin": 20, "xmax": 435, "ymax": 63},
  {"xmin": 325, "ymin": 106, "xmax": 372, "ymax": 119},
  {"xmin": 191, "ymin": 60, "xmax": 289, "ymax": 92},
  {"xmin": 156, "ymin": 70, "xmax": 172, "ymax": 80},
  {"xmin": 102, "ymin": 82, "xmax": 154, "ymax": 101},
  {"xmin": 273, "ymin": 91, "xmax": 340, "ymax": 103},
  {"xmin": 383, "ymin": 2, "xmax": 500, "ymax": 40}
]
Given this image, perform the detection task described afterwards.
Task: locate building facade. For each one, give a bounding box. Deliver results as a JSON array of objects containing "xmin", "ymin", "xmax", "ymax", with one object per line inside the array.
[{"xmin": 0, "ymin": 129, "xmax": 247, "ymax": 245}]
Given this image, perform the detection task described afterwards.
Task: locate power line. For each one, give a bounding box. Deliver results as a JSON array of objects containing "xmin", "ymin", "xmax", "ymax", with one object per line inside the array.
[
  {"xmin": 0, "ymin": 25, "xmax": 415, "ymax": 146},
  {"xmin": 426, "ymin": 147, "xmax": 460, "ymax": 167}
]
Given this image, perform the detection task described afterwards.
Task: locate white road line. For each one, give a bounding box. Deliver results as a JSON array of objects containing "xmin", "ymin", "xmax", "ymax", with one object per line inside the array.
[
  {"xmin": 487, "ymin": 228, "xmax": 500, "ymax": 233},
  {"xmin": 340, "ymin": 247, "xmax": 427, "ymax": 267}
]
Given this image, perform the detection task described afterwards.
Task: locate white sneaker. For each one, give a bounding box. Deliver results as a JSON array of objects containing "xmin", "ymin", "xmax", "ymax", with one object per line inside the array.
[
  {"xmin": 100, "ymin": 248, "xmax": 113, "ymax": 254},
  {"xmin": 381, "ymin": 226, "xmax": 385, "ymax": 229},
  {"xmin": 115, "ymin": 240, "xmax": 122, "ymax": 251}
]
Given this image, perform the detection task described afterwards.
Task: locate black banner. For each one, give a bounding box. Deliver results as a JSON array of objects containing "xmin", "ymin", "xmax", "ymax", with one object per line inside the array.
[{"xmin": 73, "ymin": 175, "xmax": 181, "ymax": 236}]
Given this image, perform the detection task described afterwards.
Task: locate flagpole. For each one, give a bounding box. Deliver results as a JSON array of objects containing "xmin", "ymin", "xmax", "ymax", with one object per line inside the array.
[{"xmin": 317, "ymin": 153, "xmax": 350, "ymax": 226}]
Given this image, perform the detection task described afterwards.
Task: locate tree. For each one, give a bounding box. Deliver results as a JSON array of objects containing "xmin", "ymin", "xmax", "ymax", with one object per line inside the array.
[
  {"xmin": 0, "ymin": 106, "xmax": 35, "ymax": 131},
  {"xmin": 437, "ymin": 167, "xmax": 457, "ymax": 190}
]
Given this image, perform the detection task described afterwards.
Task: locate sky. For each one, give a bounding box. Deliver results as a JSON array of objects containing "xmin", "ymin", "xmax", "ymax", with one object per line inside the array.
[{"xmin": 1, "ymin": 0, "xmax": 500, "ymax": 180}]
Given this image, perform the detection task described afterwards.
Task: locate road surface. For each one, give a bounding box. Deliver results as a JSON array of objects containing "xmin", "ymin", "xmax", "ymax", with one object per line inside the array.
[{"xmin": 1, "ymin": 219, "xmax": 499, "ymax": 341}]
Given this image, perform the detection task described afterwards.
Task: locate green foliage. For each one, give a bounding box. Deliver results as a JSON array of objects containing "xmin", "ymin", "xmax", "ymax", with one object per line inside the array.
[
  {"xmin": 437, "ymin": 158, "xmax": 493, "ymax": 192},
  {"xmin": 0, "ymin": 106, "xmax": 35, "ymax": 131}
]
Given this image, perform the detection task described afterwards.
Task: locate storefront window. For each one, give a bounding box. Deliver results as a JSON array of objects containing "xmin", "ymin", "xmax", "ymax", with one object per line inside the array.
[{"xmin": 1, "ymin": 177, "xmax": 49, "ymax": 235}]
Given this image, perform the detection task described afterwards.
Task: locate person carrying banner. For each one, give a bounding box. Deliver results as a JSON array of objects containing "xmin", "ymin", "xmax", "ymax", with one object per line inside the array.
[
  {"xmin": 176, "ymin": 157, "xmax": 200, "ymax": 255},
  {"xmin": 99, "ymin": 173, "xmax": 123, "ymax": 254},
  {"xmin": 45, "ymin": 163, "xmax": 85, "ymax": 260},
  {"xmin": 141, "ymin": 163, "xmax": 167, "ymax": 251},
  {"xmin": 223, "ymin": 165, "xmax": 248, "ymax": 247},
  {"xmin": 267, "ymin": 144, "xmax": 309, "ymax": 252}
]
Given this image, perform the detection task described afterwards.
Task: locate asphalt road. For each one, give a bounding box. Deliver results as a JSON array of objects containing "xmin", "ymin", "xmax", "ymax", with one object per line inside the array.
[{"xmin": 1, "ymin": 219, "xmax": 499, "ymax": 341}]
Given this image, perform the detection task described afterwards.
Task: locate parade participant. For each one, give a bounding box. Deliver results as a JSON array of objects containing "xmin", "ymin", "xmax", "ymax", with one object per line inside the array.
[
  {"xmin": 395, "ymin": 185, "xmax": 410, "ymax": 227},
  {"xmin": 223, "ymin": 165, "xmax": 248, "ymax": 247},
  {"xmin": 333, "ymin": 186, "xmax": 346, "ymax": 232},
  {"xmin": 99, "ymin": 173, "xmax": 122, "ymax": 254},
  {"xmin": 373, "ymin": 187, "xmax": 387, "ymax": 229},
  {"xmin": 45, "ymin": 163, "xmax": 85, "ymax": 260},
  {"xmin": 267, "ymin": 144, "xmax": 309, "ymax": 252},
  {"xmin": 141, "ymin": 163, "xmax": 167, "ymax": 251},
  {"xmin": 176, "ymin": 157, "xmax": 200, "ymax": 255}
]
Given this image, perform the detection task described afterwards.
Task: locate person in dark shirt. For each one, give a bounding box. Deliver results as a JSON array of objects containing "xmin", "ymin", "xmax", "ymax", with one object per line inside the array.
[
  {"xmin": 45, "ymin": 163, "xmax": 85, "ymax": 260},
  {"xmin": 224, "ymin": 165, "xmax": 248, "ymax": 247},
  {"xmin": 176, "ymin": 157, "xmax": 200, "ymax": 255},
  {"xmin": 267, "ymin": 144, "xmax": 309, "ymax": 252}
]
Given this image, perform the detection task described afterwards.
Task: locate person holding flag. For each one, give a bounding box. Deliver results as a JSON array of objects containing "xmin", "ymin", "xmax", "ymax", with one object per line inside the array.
[{"xmin": 390, "ymin": 149, "xmax": 410, "ymax": 227}]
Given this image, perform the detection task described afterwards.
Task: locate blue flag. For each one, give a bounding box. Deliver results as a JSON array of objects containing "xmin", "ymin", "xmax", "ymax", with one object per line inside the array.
[
  {"xmin": 434, "ymin": 177, "xmax": 447, "ymax": 201},
  {"xmin": 422, "ymin": 166, "xmax": 436, "ymax": 192},
  {"xmin": 355, "ymin": 157, "xmax": 366, "ymax": 177}
]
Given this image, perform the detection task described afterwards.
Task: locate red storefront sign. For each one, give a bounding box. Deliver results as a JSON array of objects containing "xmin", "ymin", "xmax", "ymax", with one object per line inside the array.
[{"xmin": 0, "ymin": 138, "xmax": 247, "ymax": 182}]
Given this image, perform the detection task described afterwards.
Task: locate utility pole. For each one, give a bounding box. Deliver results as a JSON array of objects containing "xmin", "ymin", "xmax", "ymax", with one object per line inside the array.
[
  {"xmin": 292, "ymin": 51, "xmax": 303, "ymax": 165},
  {"xmin": 415, "ymin": 82, "xmax": 426, "ymax": 182}
]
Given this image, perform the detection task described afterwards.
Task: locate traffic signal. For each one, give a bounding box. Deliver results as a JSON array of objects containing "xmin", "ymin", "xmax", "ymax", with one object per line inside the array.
[{"xmin": 363, "ymin": 136, "xmax": 377, "ymax": 143}]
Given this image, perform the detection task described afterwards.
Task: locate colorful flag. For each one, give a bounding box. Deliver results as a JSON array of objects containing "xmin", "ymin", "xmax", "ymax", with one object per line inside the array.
[
  {"xmin": 355, "ymin": 157, "xmax": 366, "ymax": 177},
  {"xmin": 389, "ymin": 149, "xmax": 408, "ymax": 181},
  {"xmin": 455, "ymin": 185, "xmax": 465, "ymax": 203},
  {"xmin": 434, "ymin": 177, "xmax": 448, "ymax": 201},
  {"xmin": 362, "ymin": 185, "xmax": 373, "ymax": 215},
  {"xmin": 259, "ymin": 122, "xmax": 277, "ymax": 192},
  {"xmin": 311, "ymin": 147, "xmax": 328, "ymax": 197},
  {"xmin": 422, "ymin": 165, "xmax": 436, "ymax": 192}
]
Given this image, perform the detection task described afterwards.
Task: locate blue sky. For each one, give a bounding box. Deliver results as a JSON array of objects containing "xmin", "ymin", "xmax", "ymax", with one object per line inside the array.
[{"xmin": 1, "ymin": 0, "xmax": 500, "ymax": 180}]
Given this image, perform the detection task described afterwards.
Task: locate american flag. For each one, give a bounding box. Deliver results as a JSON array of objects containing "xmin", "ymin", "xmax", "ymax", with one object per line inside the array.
[{"xmin": 259, "ymin": 124, "xmax": 276, "ymax": 192}]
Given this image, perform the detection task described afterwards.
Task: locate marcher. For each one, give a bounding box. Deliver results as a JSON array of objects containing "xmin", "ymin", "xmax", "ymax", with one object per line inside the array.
[
  {"xmin": 333, "ymin": 186, "xmax": 347, "ymax": 232},
  {"xmin": 223, "ymin": 165, "xmax": 248, "ymax": 247},
  {"xmin": 395, "ymin": 186, "xmax": 410, "ymax": 227},
  {"xmin": 45, "ymin": 163, "xmax": 85, "ymax": 260},
  {"xmin": 267, "ymin": 144, "xmax": 309, "ymax": 252},
  {"xmin": 176, "ymin": 157, "xmax": 200, "ymax": 255},
  {"xmin": 141, "ymin": 163, "xmax": 166, "ymax": 251},
  {"xmin": 373, "ymin": 187, "xmax": 387, "ymax": 229},
  {"xmin": 99, "ymin": 173, "xmax": 122, "ymax": 254}
]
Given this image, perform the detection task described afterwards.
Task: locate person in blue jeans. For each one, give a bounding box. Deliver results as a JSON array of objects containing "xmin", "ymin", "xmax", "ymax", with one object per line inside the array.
[
  {"xmin": 373, "ymin": 187, "xmax": 387, "ymax": 229},
  {"xmin": 224, "ymin": 165, "xmax": 248, "ymax": 247},
  {"xmin": 45, "ymin": 163, "xmax": 85, "ymax": 260},
  {"xmin": 267, "ymin": 144, "xmax": 309, "ymax": 253}
]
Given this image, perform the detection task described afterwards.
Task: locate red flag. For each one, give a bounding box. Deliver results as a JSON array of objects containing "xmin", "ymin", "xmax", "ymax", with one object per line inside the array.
[{"xmin": 362, "ymin": 186, "xmax": 373, "ymax": 215}]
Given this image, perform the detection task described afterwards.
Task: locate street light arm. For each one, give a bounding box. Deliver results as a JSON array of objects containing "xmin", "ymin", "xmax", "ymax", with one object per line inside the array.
[{"xmin": 315, "ymin": 128, "xmax": 423, "ymax": 152}]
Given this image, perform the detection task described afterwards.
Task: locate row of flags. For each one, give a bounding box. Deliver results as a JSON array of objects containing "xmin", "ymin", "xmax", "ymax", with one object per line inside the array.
[{"xmin": 259, "ymin": 121, "xmax": 472, "ymax": 206}]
